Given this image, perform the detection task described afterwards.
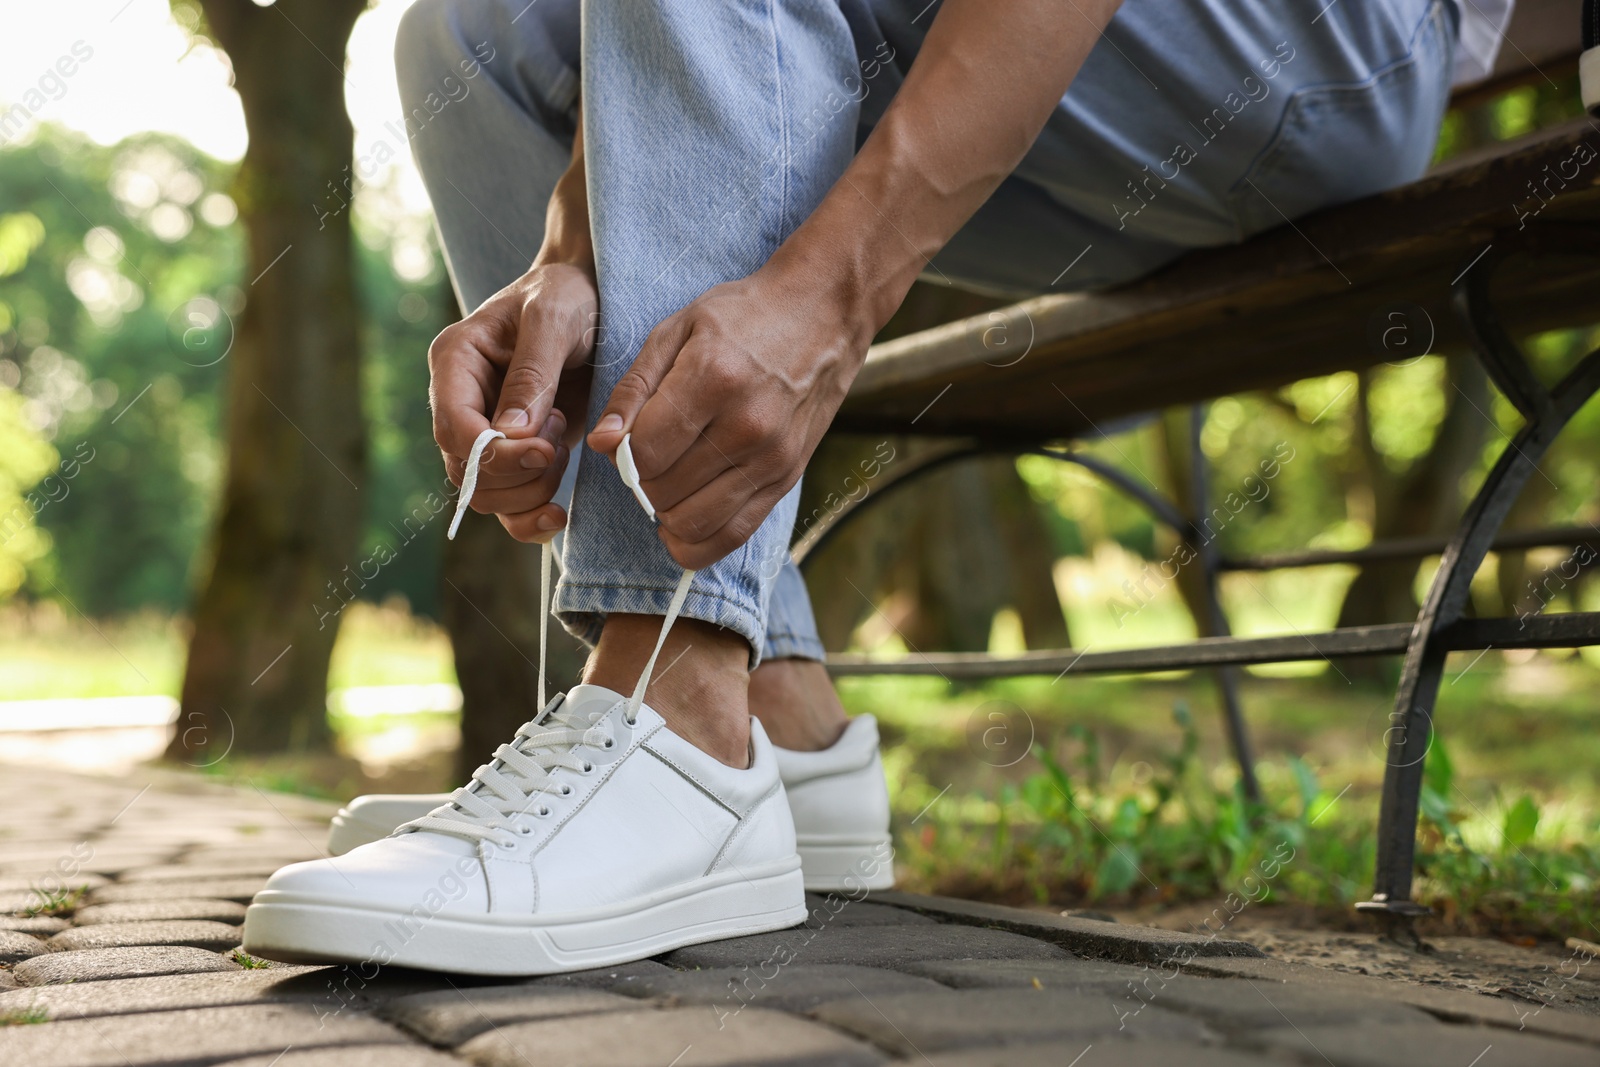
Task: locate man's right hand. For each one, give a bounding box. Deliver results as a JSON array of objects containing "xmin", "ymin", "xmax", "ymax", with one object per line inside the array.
[{"xmin": 429, "ymin": 260, "xmax": 597, "ymax": 542}]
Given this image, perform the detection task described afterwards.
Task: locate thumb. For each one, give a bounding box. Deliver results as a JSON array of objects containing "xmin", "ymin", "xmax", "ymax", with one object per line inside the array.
[
  {"xmin": 491, "ymin": 305, "xmax": 572, "ymax": 437},
  {"xmin": 588, "ymin": 315, "xmax": 689, "ymax": 457}
]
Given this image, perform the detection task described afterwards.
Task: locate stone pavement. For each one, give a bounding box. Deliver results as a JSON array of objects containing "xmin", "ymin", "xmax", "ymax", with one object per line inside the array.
[{"xmin": 2, "ymin": 764, "xmax": 1598, "ymax": 1067}]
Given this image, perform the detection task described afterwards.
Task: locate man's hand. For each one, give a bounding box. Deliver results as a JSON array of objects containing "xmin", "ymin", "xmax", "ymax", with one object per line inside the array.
[
  {"xmin": 430, "ymin": 260, "xmax": 595, "ymax": 542},
  {"xmin": 587, "ymin": 262, "xmax": 872, "ymax": 569},
  {"xmin": 583, "ymin": 0, "xmax": 1116, "ymax": 569}
]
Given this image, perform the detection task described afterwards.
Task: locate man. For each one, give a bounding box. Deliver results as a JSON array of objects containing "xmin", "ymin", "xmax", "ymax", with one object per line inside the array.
[{"xmin": 243, "ymin": 0, "xmax": 1490, "ymax": 974}]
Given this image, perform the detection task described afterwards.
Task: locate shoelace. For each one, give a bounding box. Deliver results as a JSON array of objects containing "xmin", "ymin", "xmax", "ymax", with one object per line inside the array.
[{"xmin": 408, "ymin": 426, "xmax": 695, "ymax": 847}]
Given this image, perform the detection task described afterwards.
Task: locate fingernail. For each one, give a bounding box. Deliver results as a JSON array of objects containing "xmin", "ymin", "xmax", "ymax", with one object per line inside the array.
[
  {"xmin": 595, "ymin": 413, "xmax": 623, "ymax": 434},
  {"xmin": 536, "ymin": 513, "xmax": 562, "ymax": 531},
  {"xmin": 520, "ymin": 450, "xmax": 547, "ymax": 471},
  {"xmin": 540, "ymin": 412, "xmax": 562, "ymax": 436},
  {"xmin": 497, "ymin": 408, "xmax": 530, "ymax": 430}
]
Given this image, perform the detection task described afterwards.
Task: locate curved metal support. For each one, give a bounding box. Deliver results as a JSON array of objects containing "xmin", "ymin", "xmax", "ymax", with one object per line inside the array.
[
  {"xmin": 1362, "ymin": 238, "xmax": 1600, "ymax": 937},
  {"xmin": 793, "ymin": 443, "xmax": 1192, "ymax": 568},
  {"xmin": 793, "ymin": 438, "xmax": 1261, "ymax": 800},
  {"xmin": 1451, "ymin": 243, "xmax": 1552, "ymax": 422}
]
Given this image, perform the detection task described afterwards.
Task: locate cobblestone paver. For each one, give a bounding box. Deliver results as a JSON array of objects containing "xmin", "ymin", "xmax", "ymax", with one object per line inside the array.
[
  {"xmin": 48, "ymin": 920, "xmax": 245, "ymax": 953},
  {"xmin": 2, "ymin": 763, "xmax": 1598, "ymax": 1067}
]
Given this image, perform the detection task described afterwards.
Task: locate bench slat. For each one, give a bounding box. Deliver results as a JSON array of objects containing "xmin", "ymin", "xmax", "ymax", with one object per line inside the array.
[
  {"xmin": 824, "ymin": 611, "xmax": 1600, "ymax": 677},
  {"xmin": 839, "ymin": 120, "xmax": 1600, "ymax": 440}
]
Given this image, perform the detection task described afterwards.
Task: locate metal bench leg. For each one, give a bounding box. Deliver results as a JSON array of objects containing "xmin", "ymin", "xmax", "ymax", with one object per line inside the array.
[
  {"xmin": 1358, "ymin": 243, "xmax": 1600, "ymax": 941},
  {"xmin": 1187, "ymin": 405, "xmax": 1262, "ymax": 805},
  {"xmin": 795, "ymin": 435, "xmax": 1265, "ymax": 801}
]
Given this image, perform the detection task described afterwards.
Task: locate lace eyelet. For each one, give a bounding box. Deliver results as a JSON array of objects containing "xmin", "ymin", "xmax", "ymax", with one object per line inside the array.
[
  {"xmin": 561, "ymin": 785, "xmax": 573, "ymax": 796},
  {"xmin": 581, "ymin": 762, "xmax": 594, "ymax": 774},
  {"xmin": 518, "ymin": 825, "xmax": 533, "ymax": 836},
  {"xmin": 536, "ymin": 806, "xmax": 552, "ymax": 818},
  {"xmin": 602, "ymin": 738, "xmax": 614, "ymax": 749}
]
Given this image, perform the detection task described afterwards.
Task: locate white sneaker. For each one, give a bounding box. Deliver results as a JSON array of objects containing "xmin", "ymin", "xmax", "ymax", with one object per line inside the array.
[
  {"xmin": 775, "ymin": 715, "xmax": 894, "ymax": 891},
  {"xmin": 244, "ymin": 684, "xmax": 805, "ymax": 975},
  {"xmin": 328, "ymin": 714, "xmax": 895, "ymax": 891}
]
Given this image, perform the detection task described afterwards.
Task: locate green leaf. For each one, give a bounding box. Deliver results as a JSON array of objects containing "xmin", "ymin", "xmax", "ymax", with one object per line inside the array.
[
  {"xmin": 0, "ymin": 212, "xmax": 45, "ymax": 277},
  {"xmin": 1502, "ymin": 794, "xmax": 1540, "ymax": 848},
  {"xmin": 1094, "ymin": 845, "xmax": 1141, "ymax": 897},
  {"xmin": 1111, "ymin": 796, "xmax": 1142, "ymax": 838},
  {"xmin": 1422, "ymin": 735, "xmax": 1454, "ymax": 798},
  {"xmin": 1288, "ymin": 757, "xmax": 1320, "ymax": 815},
  {"xmin": 1033, "ymin": 743, "xmax": 1076, "ymax": 812},
  {"xmin": 1419, "ymin": 785, "xmax": 1457, "ymax": 839}
]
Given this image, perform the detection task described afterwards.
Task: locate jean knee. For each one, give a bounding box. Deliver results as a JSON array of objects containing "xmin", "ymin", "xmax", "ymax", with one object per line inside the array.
[{"xmin": 395, "ymin": 0, "xmax": 477, "ymax": 101}]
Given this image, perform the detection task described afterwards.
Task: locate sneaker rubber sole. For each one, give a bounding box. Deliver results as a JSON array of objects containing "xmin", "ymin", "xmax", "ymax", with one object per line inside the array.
[
  {"xmin": 796, "ymin": 835, "xmax": 896, "ymax": 892},
  {"xmin": 330, "ymin": 809, "xmax": 896, "ymax": 893},
  {"xmin": 242, "ymin": 857, "xmax": 805, "ymax": 976}
]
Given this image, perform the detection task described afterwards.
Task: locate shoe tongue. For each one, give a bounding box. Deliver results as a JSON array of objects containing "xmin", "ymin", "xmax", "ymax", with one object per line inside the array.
[{"xmin": 556, "ymin": 683, "xmax": 630, "ymax": 727}]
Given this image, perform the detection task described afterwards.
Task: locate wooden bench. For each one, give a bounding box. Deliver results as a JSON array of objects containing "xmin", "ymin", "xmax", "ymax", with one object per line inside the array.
[{"xmin": 805, "ymin": 0, "xmax": 1600, "ymax": 937}]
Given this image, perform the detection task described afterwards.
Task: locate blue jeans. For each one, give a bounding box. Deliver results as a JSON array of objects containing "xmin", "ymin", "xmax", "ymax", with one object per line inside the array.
[{"xmin": 396, "ymin": 0, "xmax": 1455, "ymax": 666}]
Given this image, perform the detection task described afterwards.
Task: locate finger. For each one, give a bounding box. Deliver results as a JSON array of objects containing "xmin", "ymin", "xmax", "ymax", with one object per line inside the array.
[
  {"xmin": 429, "ymin": 321, "xmax": 504, "ymax": 459},
  {"xmin": 497, "ymin": 502, "xmax": 569, "ymax": 544},
  {"xmin": 658, "ymin": 481, "xmax": 791, "ymax": 569},
  {"xmin": 492, "ymin": 299, "xmax": 583, "ymax": 436},
  {"xmin": 587, "ymin": 314, "xmax": 692, "ymax": 459},
  {"xmin": 459, "ymin": 446, "xmax": 571, "ymax": 514},
  {"xmin": 624, "ymin": 341, "xmax": 740, "ymax": 486},
  {"xmin": 641, "ymin": 428, "xmax": 763, "ymax": 515},
  {"xmin": 441, "ymin": 456, "xmax": 546, "ymax": 492},
  {"xmin": 443, "ymin": 409, "xmax": 566, "ymax": 486},
  {"xmin": 656, "ymin": 464, "xmax": 763, "ymax": 544}
]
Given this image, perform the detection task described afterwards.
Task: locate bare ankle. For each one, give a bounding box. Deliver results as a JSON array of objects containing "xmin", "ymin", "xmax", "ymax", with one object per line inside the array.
[
  {"xmin": 748, "ymin": 658, "xmax": 848, "ymax": 752},
  {"xmin": 584, "ymin": 614, "xmax": 751, "ymax": 768}
]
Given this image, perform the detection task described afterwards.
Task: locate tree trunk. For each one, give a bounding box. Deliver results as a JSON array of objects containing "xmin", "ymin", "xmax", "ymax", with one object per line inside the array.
[
  {"xmin": 442, "ymin": 510, "xmax": 588, "ymax": 783},
  {"xmin": 1336, "ymin": 356, "xmax": 1489, "ymax": 630},
  {"xmin": 1334, "ymin": 356, "xmax": 1489, "ymax": 684},
  {"xmin": 169, "ymin": 0, "xmax": 369, "ymax": 759},
  {"xmin": 799, "ymin": 281, "xmax": 1066, "ymax": 656}
]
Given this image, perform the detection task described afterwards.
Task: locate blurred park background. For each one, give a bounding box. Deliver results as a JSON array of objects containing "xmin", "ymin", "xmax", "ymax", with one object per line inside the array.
[{"xmin": 1, "ymin": 1, "xmax": 1597, "ymax": 943}]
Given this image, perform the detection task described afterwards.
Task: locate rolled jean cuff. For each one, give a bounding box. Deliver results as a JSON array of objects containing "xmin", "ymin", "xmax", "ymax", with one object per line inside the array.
[
  {"xmin": 762, "ymin": 556, "xmax": 826, "ymax": 663},
  {"xmin": 763, "ymin": 629, "xmax": 827, "ymax": 663},
  {"xmin": 556, "ymin": 581, "xmax": 769, "ymax": 669}
]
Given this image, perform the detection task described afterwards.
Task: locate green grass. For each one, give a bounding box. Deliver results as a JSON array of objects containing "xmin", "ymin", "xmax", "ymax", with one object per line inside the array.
[
  {"xmin": 6, "ymin": 599, "xmax": 1597, "ymax": 938},
  {"xmin": 17, "ymin": 885, "xmax": 88, "ymax": 918},
  {"xmin": 869, "ymin": 674, "xmax": 1600, "ymax": 939},
  {"xmin": 0, "ymin": 1006, "xmax": 49, "ymax": 1026},
  {"xmin": 0, "ymin": 601, "xmax": 455, "ymax": 699},
  {"xmin": 0, "ymin": 606, "xmax": 184, "ymax": 699},
  {"xmin": 228, "ymin": 949, "xmax": 271, "ymax": 969},
  {"xmin": 325, "ymin": 602, "xmax": 456, "ymax": 690}
]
